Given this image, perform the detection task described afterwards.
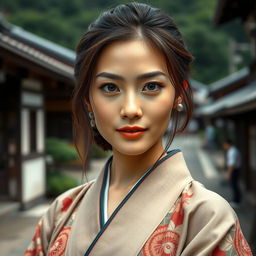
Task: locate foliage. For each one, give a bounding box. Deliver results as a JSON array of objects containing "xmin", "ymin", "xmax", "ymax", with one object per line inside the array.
[
  {"xmin": 46, "ymin": 169, "xmax": 78, "ymax": 197},
  {"xmin": 45, "ymin": 138, "xmax": 79, "ymax": 197},
  {"xmin": 0, "ymin": 0, "xmax": 250, "ymax": 84},
  {"xmin": 46, "ymin": 137, "xmax": 78, "ymax": 163},
  {"xmin": 182, "ymin": 25, "xmax": 229, "ymax": 84}
]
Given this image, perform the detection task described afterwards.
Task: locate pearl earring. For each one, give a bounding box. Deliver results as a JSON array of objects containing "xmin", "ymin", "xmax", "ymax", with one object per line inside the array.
[
  {"xmin": 88, "ymin": 112, "xmax": 95, "ymax": 127},
  {"xmin": 177, "ymin": 103, "xmax": 184, "ymax": 112}
]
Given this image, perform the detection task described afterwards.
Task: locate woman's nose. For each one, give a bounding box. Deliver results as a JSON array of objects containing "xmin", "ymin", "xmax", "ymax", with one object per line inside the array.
[{"xmin": 120, "ymin": 92, "xmax": 142, "ymax": 120}]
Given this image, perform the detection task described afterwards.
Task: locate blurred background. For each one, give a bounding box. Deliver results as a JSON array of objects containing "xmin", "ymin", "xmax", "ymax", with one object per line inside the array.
[{"xmin": 0, "ymin": 0, "xmax": 255, "ymax": 255}]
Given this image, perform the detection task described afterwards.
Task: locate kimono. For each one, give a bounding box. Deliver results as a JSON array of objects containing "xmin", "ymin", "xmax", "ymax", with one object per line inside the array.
[{"xmin": 24, "ymin": 150, "xmax": 252, "ymax": 256}]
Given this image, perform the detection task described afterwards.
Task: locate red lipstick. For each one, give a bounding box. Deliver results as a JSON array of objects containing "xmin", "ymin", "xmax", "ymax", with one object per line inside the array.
[{"xmin": 116, "ymin": 126, "xmax": 147, "ymax": 139}]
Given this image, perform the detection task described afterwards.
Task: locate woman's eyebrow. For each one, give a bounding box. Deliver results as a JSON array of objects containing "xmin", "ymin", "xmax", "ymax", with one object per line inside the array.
[
  {"xmin": 95, "ymin": 71, "xmax": 168, "ymax": 81},
  {"xmin": 96, "ymin": 72, "xmax": 124, "ymax": 81},
  {"xmin": 137, "ymin": 71, "xmax": 168, "ymax": 80}
]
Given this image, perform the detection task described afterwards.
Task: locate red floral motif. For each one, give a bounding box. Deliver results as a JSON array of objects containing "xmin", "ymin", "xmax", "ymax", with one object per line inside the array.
[
  {"xmin": 171, "ymin": 201, "xmax": 184, "ymax": 227},
  {"xmin": 234, "ymin": 220, "xmax": 252, "ymax": 256},
  {"xmin": 32, "ymin": 222, "xmax": 41, "ymax": 241},
  {"xmin": 142, "ymin": 224, "xmax": 179, "ymax": 256},
  {"xmin": 48, "ymin": 227, "xmax": 71, "ymax": 256},
  {"xmin": 181, "ymin": 192, "xmax": 193, "ymax": 204},
  {"xmin": 212, "ymin": 246, "xmax": 226, "ymax": 256},
  {"xmin": 171, "ymin": 192, "xmax": 193, "ymax": 227},
  {"xmin": 24, "ymin": 222, "xmax": 43, "ymax": 255},
  {"xmin": 61, "ymin": 197, "xmax": 73, "ymax": 212}
]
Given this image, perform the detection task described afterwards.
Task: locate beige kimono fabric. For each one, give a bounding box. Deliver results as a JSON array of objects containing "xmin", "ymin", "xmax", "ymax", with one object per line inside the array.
[{"xmin": 24, "ymin": 151, "xmax": 252, "ymax": 256}]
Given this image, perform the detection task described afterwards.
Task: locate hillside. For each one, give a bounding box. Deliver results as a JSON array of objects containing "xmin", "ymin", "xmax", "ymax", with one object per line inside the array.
[{"xmin": 0, "ymin": 0, "xmax": 250, "ymax": 84}]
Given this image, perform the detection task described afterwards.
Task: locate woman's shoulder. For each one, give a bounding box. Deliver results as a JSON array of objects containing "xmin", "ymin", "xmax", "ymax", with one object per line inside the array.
[
  {"xmin": 55, "ymin": 180, "xmax": 95, "ymax": 204},
  {"xmin": 168, "ymin": 180, "xmax": 252, "ymax": 255},
  {"xmin": 47, "ymin": 180, "xmax": 95, "ymax": 221},
  {"xmin": 24, "ymin": 181, "xmax": 96, "ymax": 255},
  {"xmin": 182, "ymin": 180, "xmax": 236, "ymax": 220}
]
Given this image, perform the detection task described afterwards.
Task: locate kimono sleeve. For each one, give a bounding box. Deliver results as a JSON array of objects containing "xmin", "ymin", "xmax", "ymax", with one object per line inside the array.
[
  {"xmin": 23, "ymin": 183, "xmax": 91, "ymax": 256},
  {"xmin": 181, "ymin": 189, "xmax": 252, "ymax": 256},
  {"xmin": 24, "ymin": 198, "xmax": 59, "ymax": 256}
]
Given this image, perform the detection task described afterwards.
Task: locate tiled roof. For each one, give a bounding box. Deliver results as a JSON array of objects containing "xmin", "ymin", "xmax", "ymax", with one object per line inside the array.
[
  {"xmin": 209, "ymin": 67, "xmax": 249, "ymax": 94},
  {"xmin": 197, "ymin": 80, "xmax": 256, "ymax": 116},
  {"xmin": 0, "ymin": 18, "xmax": 75, "ymax": 79},
  {"xmin": 10, "ymin": 25, "xmax": 75, "ymax": 63}
]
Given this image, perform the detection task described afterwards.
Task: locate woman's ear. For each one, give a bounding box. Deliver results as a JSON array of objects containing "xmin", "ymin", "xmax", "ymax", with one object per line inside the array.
[{"xmin": 173, "ymin": 96, "xmax": 182, "ymax": 109}]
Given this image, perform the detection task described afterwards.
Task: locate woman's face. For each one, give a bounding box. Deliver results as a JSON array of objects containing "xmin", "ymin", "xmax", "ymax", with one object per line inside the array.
[{"xmin": 88, "ymin": 39, "xmax": 177, "ymax": 156}]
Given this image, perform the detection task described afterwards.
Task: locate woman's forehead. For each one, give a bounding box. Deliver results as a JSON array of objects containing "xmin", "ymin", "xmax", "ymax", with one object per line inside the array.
[{"xmin": 94, "ymin": 39, "xmax": 169, "ymax": 77}]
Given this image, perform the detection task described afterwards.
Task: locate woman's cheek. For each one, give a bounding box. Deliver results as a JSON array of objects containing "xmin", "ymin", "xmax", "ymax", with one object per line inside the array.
[
  {"xmin": 149, "ymin": 98, "xmax": 173, "ymax": 121},
  {"xmin": 149, "ymin": 101, "xmax": 173, "ymax": 134},
  {"xmin": 93, "ymin": 103, "xmax": 117, "ymax": 134}
]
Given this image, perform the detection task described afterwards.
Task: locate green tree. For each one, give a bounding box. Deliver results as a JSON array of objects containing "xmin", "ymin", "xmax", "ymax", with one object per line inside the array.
[
  {"xmin": 0, "ymin": 0, "xmax": 249, "ymax": 84},
  {"xmin": 182, "ymin": 24, "xmax": 229, "ymax": 83}
]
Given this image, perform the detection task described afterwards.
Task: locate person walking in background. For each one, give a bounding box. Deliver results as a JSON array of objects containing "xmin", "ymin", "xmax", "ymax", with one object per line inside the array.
[{"xmin": 223, "ymin": 139, "xmax": 242, "ymax": 208}]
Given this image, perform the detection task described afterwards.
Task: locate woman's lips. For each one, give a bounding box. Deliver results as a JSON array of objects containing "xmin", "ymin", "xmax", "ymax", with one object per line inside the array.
[{"xmin": 116, "ymin": 126, "xmax": 147, "ymax": 139}]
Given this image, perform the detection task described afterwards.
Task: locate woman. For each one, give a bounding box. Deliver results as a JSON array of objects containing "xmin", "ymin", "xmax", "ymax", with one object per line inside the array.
[{"xmin": 25, "ymin": 2, "xmax": 252, "ymax": 255}]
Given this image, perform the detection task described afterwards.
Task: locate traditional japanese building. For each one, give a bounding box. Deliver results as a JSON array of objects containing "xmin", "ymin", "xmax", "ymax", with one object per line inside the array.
[
  {"xmin": 0, "ymin": 18, "xmax": 75, "ymax": 211},
  {"xmin": 198, "ymin": 0, "xmax": 256, "ymax": 200}
]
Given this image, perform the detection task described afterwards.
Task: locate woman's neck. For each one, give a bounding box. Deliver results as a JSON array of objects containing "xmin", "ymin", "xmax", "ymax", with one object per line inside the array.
[{"xmin": 110, "ymin": 144, "xmax": 166, "ymax": 190}]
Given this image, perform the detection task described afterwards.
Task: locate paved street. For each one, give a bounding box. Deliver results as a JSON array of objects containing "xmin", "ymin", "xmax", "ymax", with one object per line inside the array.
[
  {"xmin": 0, "ymin": 134, "xmax": 255, "ymax": 255},
  {"xmin": 0, "ymin": 212, "xmax": 41, "ymax": 256}
]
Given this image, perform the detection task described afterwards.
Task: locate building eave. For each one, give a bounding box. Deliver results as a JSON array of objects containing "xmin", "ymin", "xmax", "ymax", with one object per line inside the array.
[
  {"xmin": 197, "ymin": 80, "xmax": 256, "ymax": 117},
  {"xmin": 0, "ymin": 32, "xmax": 74, "ymax": 81}
]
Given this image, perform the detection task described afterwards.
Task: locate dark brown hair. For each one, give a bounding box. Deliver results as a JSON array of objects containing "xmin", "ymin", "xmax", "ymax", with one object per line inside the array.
[{"xmin": 72, "ymin": 2, "xmax": 194, "ymax": 170}]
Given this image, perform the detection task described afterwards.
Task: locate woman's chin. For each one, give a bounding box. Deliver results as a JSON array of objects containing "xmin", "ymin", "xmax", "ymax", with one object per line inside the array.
[
  {"xmin": 111, "ymin": 143, "xmax": 148, "ymax": 156},
  {"xmin": 112, "ymin": 141, "xmax": 163, "ymax": 157}
]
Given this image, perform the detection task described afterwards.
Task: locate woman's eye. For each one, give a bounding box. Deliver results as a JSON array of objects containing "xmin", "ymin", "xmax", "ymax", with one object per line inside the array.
[
  {"xmin": 143, "ymin": 82, "xmax": 163, "ymax": 92},
  {"xmin": 100, "ymin": 83, "xmax": 119, "ymax": 93}
]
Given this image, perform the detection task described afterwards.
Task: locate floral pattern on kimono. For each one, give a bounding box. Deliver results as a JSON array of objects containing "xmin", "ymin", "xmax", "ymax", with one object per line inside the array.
[
  {"xmin": 24, "ymin": 185, "xmax": 85, "ymax": 256},
  {"xmin": 139, "ymin": 184, "xmax": 252, "ymax": 256},
  {"xmin": 47, "ymin": 227, "xmax": 71, "ymax": 256},
  {"xmin": 210, "ymin": 220, "xmax": 252, "ymax": 256},
  {"xmin": 24, "ymin": 219, "xmax": 44, "ymax": 256},
  {"xmin": 140, "ymin": 185, "xmax": 193, "ymax": 256},
  {"xmin": 24, "ymin": 181, "xmax": 252, "ymax": 256},
  {"xmin": 47, "ymin": 204, "xmax": 78, "ymax": 256}
]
